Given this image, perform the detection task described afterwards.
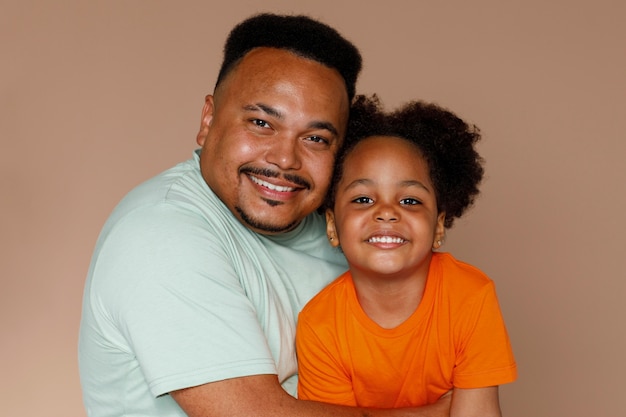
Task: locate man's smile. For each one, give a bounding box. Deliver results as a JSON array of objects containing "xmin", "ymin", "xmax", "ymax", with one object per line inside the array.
[{"xmin": 249, "ymin": 174, "xmax": 297, "ymax": 192}]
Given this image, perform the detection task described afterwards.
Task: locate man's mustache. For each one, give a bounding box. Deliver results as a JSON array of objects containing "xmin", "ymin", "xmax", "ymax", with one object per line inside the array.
[{"xmin": 241, "ymin": 167, "xmax": 311, "ymax": 190}]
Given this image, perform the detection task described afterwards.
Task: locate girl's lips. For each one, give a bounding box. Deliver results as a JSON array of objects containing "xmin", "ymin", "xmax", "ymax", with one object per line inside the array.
[
  {"xmin": 367, "ymin": 235, "xmax": 406, "ymax": 244},
  {"xmin": 366, "ymin": 230, "xmax": 408, "ymax": 245}
]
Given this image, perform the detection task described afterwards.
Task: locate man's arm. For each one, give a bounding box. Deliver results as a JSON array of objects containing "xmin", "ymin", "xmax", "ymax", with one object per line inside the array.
[
  {"xmin": 172, "ymin": 374, "xmax": 450, "ymax": 417},
  {"xmin": 449, "ymin": 386, "xmax": 501, "ymax": 417}
]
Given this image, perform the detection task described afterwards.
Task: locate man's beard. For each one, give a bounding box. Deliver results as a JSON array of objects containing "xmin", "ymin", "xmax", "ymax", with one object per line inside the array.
[{"xmin": 236, "ymin": 205, "xmax": 300, "ymax": 234}]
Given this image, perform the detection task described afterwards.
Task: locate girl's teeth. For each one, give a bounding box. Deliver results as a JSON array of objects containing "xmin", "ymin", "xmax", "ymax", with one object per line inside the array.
[{"xmin": 368, "ymin": 236, "xmax": 405, "ymax": 243}]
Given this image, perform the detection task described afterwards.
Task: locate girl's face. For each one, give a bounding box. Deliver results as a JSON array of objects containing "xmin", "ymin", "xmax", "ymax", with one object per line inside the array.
[{"xmin": 327, "ymin": 135, "xmax": 445, "ymax": 282}]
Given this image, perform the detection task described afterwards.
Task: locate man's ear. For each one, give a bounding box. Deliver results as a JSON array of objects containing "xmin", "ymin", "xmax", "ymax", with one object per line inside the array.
[
  {"xmin": 325, "ymin": 209, "xmax": 340, "ymax": 247},
  {"xmin": 196, "ymin": 94, "xmax": 215, "ymax": 146}
]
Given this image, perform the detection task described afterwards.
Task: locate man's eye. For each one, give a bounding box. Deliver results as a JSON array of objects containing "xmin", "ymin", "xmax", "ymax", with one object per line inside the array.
[
  {"xmin": 306, "ymin": 135, "xmax": 329, "ymax": 145},
  {"xmin": 352, "ymin": 196, "xmax": 373, "ymax": 204},
  {"xmin": 252, "ymin": 119, "xmax": 270, "ymax": 128},
  {"xmin": 400, "ymin": 198, "xmax": 421, "ymax": 205}
]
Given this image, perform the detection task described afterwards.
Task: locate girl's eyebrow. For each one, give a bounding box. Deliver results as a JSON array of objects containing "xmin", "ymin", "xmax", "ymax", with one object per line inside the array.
[
  {"xmin": 400, "ymin": 180, "xmax": 431, "ymax": 192},
  {"xmin": 343, "ymin": 178, "xmax": 373, "ymax": 191},
  {"xmin": 343, "ymin": 178, "xmax": 432, "ymax": 192}
]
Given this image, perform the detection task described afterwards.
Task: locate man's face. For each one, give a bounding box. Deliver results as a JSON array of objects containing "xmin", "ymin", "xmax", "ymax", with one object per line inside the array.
[{"xmin": 197, "ymin": 47, "xmax": 349, "ymax": 234}]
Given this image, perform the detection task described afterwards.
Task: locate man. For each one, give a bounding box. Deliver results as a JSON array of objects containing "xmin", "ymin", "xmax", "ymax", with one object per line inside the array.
[{"xmin": 79, "ymin": 13, "xmax": 450, "ymax": 417}]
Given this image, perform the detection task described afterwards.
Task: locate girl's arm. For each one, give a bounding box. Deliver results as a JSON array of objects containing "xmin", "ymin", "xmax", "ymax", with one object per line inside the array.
[{"xmin": 449, "ymin": 386, "xmax": 501, "ymax": 417}]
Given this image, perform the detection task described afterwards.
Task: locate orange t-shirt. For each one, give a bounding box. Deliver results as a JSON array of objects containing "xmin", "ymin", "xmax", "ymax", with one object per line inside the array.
[{"xmin": 296, "ymin": 252, "xmax": 517, "ymax": 407}]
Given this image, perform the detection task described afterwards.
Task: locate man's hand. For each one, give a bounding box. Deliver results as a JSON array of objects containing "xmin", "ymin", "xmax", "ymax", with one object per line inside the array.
[{"xmin": 172, "ymin": 374, "xmax": 451, "ymax": 417}]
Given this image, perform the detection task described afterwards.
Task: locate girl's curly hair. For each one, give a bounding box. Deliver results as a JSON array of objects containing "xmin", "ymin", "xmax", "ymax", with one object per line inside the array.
[{"xmin": 326, "ymin": 95, "xmax": 484, "ymax": 229}]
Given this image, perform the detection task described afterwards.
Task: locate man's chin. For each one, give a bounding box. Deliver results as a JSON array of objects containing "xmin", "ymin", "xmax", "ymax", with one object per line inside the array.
[{"xmin": 235, "ymin": 206, "xmax": 301, "ymax": 235}]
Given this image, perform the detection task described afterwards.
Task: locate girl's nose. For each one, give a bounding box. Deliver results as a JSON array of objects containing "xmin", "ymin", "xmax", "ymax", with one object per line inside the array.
[{"xmin": 375, "ymin": 203, "xmax": 399, "ymax": 222}]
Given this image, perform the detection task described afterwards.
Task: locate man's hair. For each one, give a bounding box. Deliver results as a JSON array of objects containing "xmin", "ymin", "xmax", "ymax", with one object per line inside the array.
[
  {"xmin": 326, "ymin": 95, "xmax": 485, "ymax": 228},
  {"xmin": 215, "ymin": 13, "xmax": 362, "ymax": 101}
]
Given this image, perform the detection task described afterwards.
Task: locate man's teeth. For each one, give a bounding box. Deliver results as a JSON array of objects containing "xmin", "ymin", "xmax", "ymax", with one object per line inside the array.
[
  {"xmin": 250, "ymin": 175, "xmax": 295, "ymax": 192},
  {"xmin": 368, "ymin": 236, "xmax": 405, "ymax": 244}
]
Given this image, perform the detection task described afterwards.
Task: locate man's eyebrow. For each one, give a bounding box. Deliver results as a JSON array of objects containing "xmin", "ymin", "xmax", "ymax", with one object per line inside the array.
[
  {"xmin": 243, "ymin": 103, "xmax": 339, "ymax": 137},
  {"xmin": 309, "ymin": 121, "xmax": 339, "ymax": 137},
  {"xmin": 243, "ymin": 103, "xmax": 284, "ymax": 119}
]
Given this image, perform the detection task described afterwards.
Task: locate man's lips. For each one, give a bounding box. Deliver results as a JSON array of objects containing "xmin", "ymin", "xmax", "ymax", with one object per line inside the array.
[
  {"xmin": 242, "ymin": 167, "xmax": 310, "ymax": 191},
  {"xmin": 249, "ymin": 174, "xmax": 297, "ymax": 192}
]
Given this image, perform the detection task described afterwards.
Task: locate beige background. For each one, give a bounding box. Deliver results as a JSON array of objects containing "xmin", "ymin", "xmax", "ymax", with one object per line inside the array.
[{"xmin": 2, "ymin": 0, "xmax": 625, "ymax": 416}]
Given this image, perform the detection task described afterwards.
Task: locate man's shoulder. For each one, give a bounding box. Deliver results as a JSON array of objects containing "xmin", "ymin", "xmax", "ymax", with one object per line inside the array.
[
  {"xmin": 104, "ymin": 156, "xmax": 227, "ymax": 229},
  {"xmin": 92, "ymin": 155, "xmax": 246, "ymax": 261},
  {"xmin": 122, "ymin": 156, "xmax": 204, "ymax": 208}
]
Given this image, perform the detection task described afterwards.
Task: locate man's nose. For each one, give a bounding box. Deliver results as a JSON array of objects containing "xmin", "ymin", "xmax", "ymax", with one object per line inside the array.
[{"xmin": 266, "ymin": 136, "xmax": 302, "ymax": 170}]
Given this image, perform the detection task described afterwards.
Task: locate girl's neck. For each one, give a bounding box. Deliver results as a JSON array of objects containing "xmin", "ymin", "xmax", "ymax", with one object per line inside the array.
[{"xmin": 352, "ymin": 270, "xmax": 428, "ymax": 329}]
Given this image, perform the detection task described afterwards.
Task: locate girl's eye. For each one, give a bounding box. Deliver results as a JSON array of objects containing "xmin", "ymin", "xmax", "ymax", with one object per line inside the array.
[
  {"xmin": 352, "ymin": 196, "xmax": 373, "ymax": 204},
  {"xmin": 400, "ymin": 198, "xmax": 421, "ymax": 206}
]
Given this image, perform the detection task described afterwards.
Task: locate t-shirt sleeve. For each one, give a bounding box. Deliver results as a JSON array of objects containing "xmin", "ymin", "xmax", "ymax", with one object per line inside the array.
[
  {"xmin": 452, "ymin": 280, "xmax": 517, "ymax": 388},
  {"xmin": 91, "ymin": 204, "xmax": 277, "ymax": 396},
  {"xmin": 296, "ymin": 303, "xmax": 356, "ymax": 405}
]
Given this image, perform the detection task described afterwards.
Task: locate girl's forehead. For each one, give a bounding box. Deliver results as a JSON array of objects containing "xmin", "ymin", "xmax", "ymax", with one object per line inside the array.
[
  {"xmin": 341, "ymin": 137, "xmax": 431, "ymax": 183},
  {"xmin": 346, "ymin": 135, "xmax": 424, "ymax": 164}
]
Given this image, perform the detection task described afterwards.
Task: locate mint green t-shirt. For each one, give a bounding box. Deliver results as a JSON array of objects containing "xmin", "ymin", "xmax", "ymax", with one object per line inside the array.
[{"xmin": 78, "ymin": 151, "xmax": 347, "ymax": 417}]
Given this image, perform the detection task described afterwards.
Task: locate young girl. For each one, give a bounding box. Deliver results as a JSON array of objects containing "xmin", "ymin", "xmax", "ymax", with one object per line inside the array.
[{"xmin": 296, "ymin": 96, "xmax": 517, "ymax": 416}]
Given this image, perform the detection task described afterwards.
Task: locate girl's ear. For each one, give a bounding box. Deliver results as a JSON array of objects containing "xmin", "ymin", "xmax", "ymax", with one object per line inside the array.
[
  {"xmin": 433, "ymin": 212, "xmax": 446, "ymax": 250},
  {"xmin": 325, "ymin": 209, "xmax": 340, "ymax": 247}
]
